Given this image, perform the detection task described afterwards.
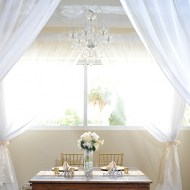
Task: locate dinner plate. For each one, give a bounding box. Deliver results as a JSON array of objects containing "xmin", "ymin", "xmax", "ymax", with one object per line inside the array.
[
  {"xmin": 52, "ymin": 166, "xmax": 78, "ymax": 172},
  {"xmin": 100, "ymin": 166, "xmax": 124, "ymax": 171}
]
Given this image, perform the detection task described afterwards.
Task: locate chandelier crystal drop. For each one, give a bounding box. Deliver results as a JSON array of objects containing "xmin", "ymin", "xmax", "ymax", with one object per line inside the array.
[{"xmin": 69, "ymin": 10, "xmax": 112, "ymax": 65}]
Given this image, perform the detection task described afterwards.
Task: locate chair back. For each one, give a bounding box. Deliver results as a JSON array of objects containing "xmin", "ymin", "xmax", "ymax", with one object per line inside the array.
[
  {"xmin": 99, "ymin": 153, "xmax": 124, "ymax": 166},
  {"xmin": 61, "ymin": 153, "xmax": 84, "ymax": 167}
]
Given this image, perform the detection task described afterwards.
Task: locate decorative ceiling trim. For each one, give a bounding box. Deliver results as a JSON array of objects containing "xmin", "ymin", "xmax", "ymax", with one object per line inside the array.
[{"xmin": 57, "ymin": 5, "xmax": 126, "ymax": 18}]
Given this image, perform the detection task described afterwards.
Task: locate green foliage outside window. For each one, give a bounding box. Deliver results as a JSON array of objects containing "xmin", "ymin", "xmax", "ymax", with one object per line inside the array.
[
  {"xmin": 88, "ymin": 86, "xmax": 111, "ymax": 112},
  {"xmin": 62, "ymin": 109, "xmax": 82, "ymax": 126},
  {"xmin": 109, "ymin": 96, "xmax": 126, "ymax": 126},
  {"xmin": 182, "ymin": 105, "xmax": 190, "ymax": 126}
]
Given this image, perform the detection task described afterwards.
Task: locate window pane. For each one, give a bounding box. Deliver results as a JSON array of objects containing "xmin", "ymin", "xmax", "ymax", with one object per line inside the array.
[
  {"xmin": 87, "ymin": 58, "xmax": 171, "ymax": 127},
  {"xmin": 88, "ymin": 63, "xmax": 128, "ymax": 126},
  {"xmin": 5, "ymin": 61, "xmax": 84, "ymax": 127},
  {"xmin": 182, "ymin": 104, "xmax": 190, "ymax": 126},
  {"xmin": 38, "ymin": 63, "xmax": 84, "ymax": 126},
  {"xmin": 5, "ymin": 55, "xmax": 171, "ymax": 128}
]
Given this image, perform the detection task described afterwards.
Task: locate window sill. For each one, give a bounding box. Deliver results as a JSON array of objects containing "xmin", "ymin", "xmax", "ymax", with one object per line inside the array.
[{"xmin": 29, "ymin": 125, "xmax": 146, "ymax": 130}]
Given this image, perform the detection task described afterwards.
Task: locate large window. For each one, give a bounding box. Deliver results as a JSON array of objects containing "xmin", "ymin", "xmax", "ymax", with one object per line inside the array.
[
  {"xmin": 4, "ymin": 32, "xmax": 188, "ymax": 129},
  {"xmin": 4, "ymin": 56, "xmax": 175, "ymax": 128}
]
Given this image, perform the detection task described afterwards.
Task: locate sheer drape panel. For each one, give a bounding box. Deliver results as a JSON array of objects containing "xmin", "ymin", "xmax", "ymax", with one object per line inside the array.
[
  {"xmin": 0, "ymin": 141, "xmax": 12, "ymax": 185},
  {"xmin": 0, "ymin": 0, "xmax": 60, "ymax": 80},
  {"xmin": 120, "ymin": 0, "xmax": 187, "ymax": 189},
  {"xmin": 120, "ymin": 0, "xmax": 190, "ymax": 105},
  {"xmin": 157, "ymin": 142, "xmax": 181, "ymax": 190},
  {"xmin": 0, "ymin": 1, "xmax": 60, "ymax": 190},
  {"xmin": 146, "ymin": 92, "xmax": 185, "ymax": 190},
  {"xmin": 0, "ymin": 141, "xmax": 18, "ymax": 190},
  {"xmin": 0, "ymin": 1, "xmax": 22, "ymax": 52}
]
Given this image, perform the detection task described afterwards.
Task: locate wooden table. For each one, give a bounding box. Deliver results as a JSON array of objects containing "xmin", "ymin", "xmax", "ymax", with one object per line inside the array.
[{"xmin": 29, "ymin": 168, "xmax": 152, "ymax": 190}]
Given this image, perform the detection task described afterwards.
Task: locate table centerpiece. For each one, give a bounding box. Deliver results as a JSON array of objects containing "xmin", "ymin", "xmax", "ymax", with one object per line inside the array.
[{"xmin": 78, "ymin": 131, "xmax": 104, "ymax": 176}]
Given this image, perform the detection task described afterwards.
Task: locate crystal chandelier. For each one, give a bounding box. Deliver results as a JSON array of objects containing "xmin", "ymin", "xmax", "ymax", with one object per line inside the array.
[{"xmin": 69, "ymin": 10, "xmax": 112, "ymax": 65}]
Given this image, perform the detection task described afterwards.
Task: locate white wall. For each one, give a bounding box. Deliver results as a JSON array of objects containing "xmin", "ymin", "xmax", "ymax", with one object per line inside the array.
[{"xmin": 8, "ymin": 130, "xmax": 190, "ymax": 190}]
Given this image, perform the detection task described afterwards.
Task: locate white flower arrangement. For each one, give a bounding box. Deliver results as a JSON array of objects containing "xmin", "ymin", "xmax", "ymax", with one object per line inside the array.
[{"xmin": 78, "ymin": 131, "xmax": 104, "ymax": 152}]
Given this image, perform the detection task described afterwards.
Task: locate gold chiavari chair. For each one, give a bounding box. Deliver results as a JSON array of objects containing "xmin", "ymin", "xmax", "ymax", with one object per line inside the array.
[
  {"xmin": 99, "ymin": 153, "xmax": 124, "ymax": 167},
  {"xmin": 61, "ymin": 153, "xmax": 84, "ymax": 167}
]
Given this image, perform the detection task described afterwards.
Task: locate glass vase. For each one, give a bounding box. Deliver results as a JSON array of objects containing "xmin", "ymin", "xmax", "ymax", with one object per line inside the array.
[{"xmin": 83, "ymin": 150, "xmax": 93, "ymax": 176}]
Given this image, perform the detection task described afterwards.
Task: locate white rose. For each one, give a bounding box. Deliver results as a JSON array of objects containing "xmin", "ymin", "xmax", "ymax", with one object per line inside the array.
[
  {"xmin": 80, "ymin": 132, "xmax": 92, "ymax": 142},
  {"xmin": 91, "ymin": 132, "xmax": 99, "ymax": 141},
  {"xmin": 78, "ymin": 139, "xmax": 82, "ymax": 149}
]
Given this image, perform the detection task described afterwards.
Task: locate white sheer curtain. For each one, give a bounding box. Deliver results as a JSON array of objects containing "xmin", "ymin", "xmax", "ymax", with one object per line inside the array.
[
  {"xmin": 120, "ymin": 0, "xmax": 190, "ymax": 104},
  {"xmin": 0, "ymin": 1, "xmax": 60, "ymax": 190},
  {"xmin": 120, "ymin": 0, "xmax": 188, "ymax": 189},
  {"xmin": 0, "ymin": 0, "xmax": 60, "ymax": 80},
  {"xmin": 141, "ymin": 88, "xmax": 185, "ymax": 190}
]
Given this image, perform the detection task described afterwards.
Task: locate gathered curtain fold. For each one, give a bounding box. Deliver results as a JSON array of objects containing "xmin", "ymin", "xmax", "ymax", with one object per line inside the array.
[
  {"xmin": 0, "ymin": 0, "xmax": 60, "ymax": 80},
  {"xmin": 145, "ymin": 92, "xmax": 185, "ymax": 190},
  {"xmin": 0, "ymin": 1, "xmax": 60, "ymax": 190},
  {"xmin": 120, "ymin": 0, "xmax": 188, "ymax": 189},
  {"xmin": 120, "ymin": 0, "xmax": 190, "ymax": 104}
]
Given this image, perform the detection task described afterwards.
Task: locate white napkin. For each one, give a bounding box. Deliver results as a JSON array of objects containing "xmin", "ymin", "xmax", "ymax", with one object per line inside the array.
[
  {"xmin": 106, "ymin": 161, "xmax": 117, "ymax": 170},
  {"xmin": 63, "ymin": 161, "xmax": 70, "ymax": 171}
]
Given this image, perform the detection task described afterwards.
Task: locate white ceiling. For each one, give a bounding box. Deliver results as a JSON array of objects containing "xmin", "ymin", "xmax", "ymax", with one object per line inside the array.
[{"xmin": 46, "ymin": 0, "xmax": 133, "ymax": 29}]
